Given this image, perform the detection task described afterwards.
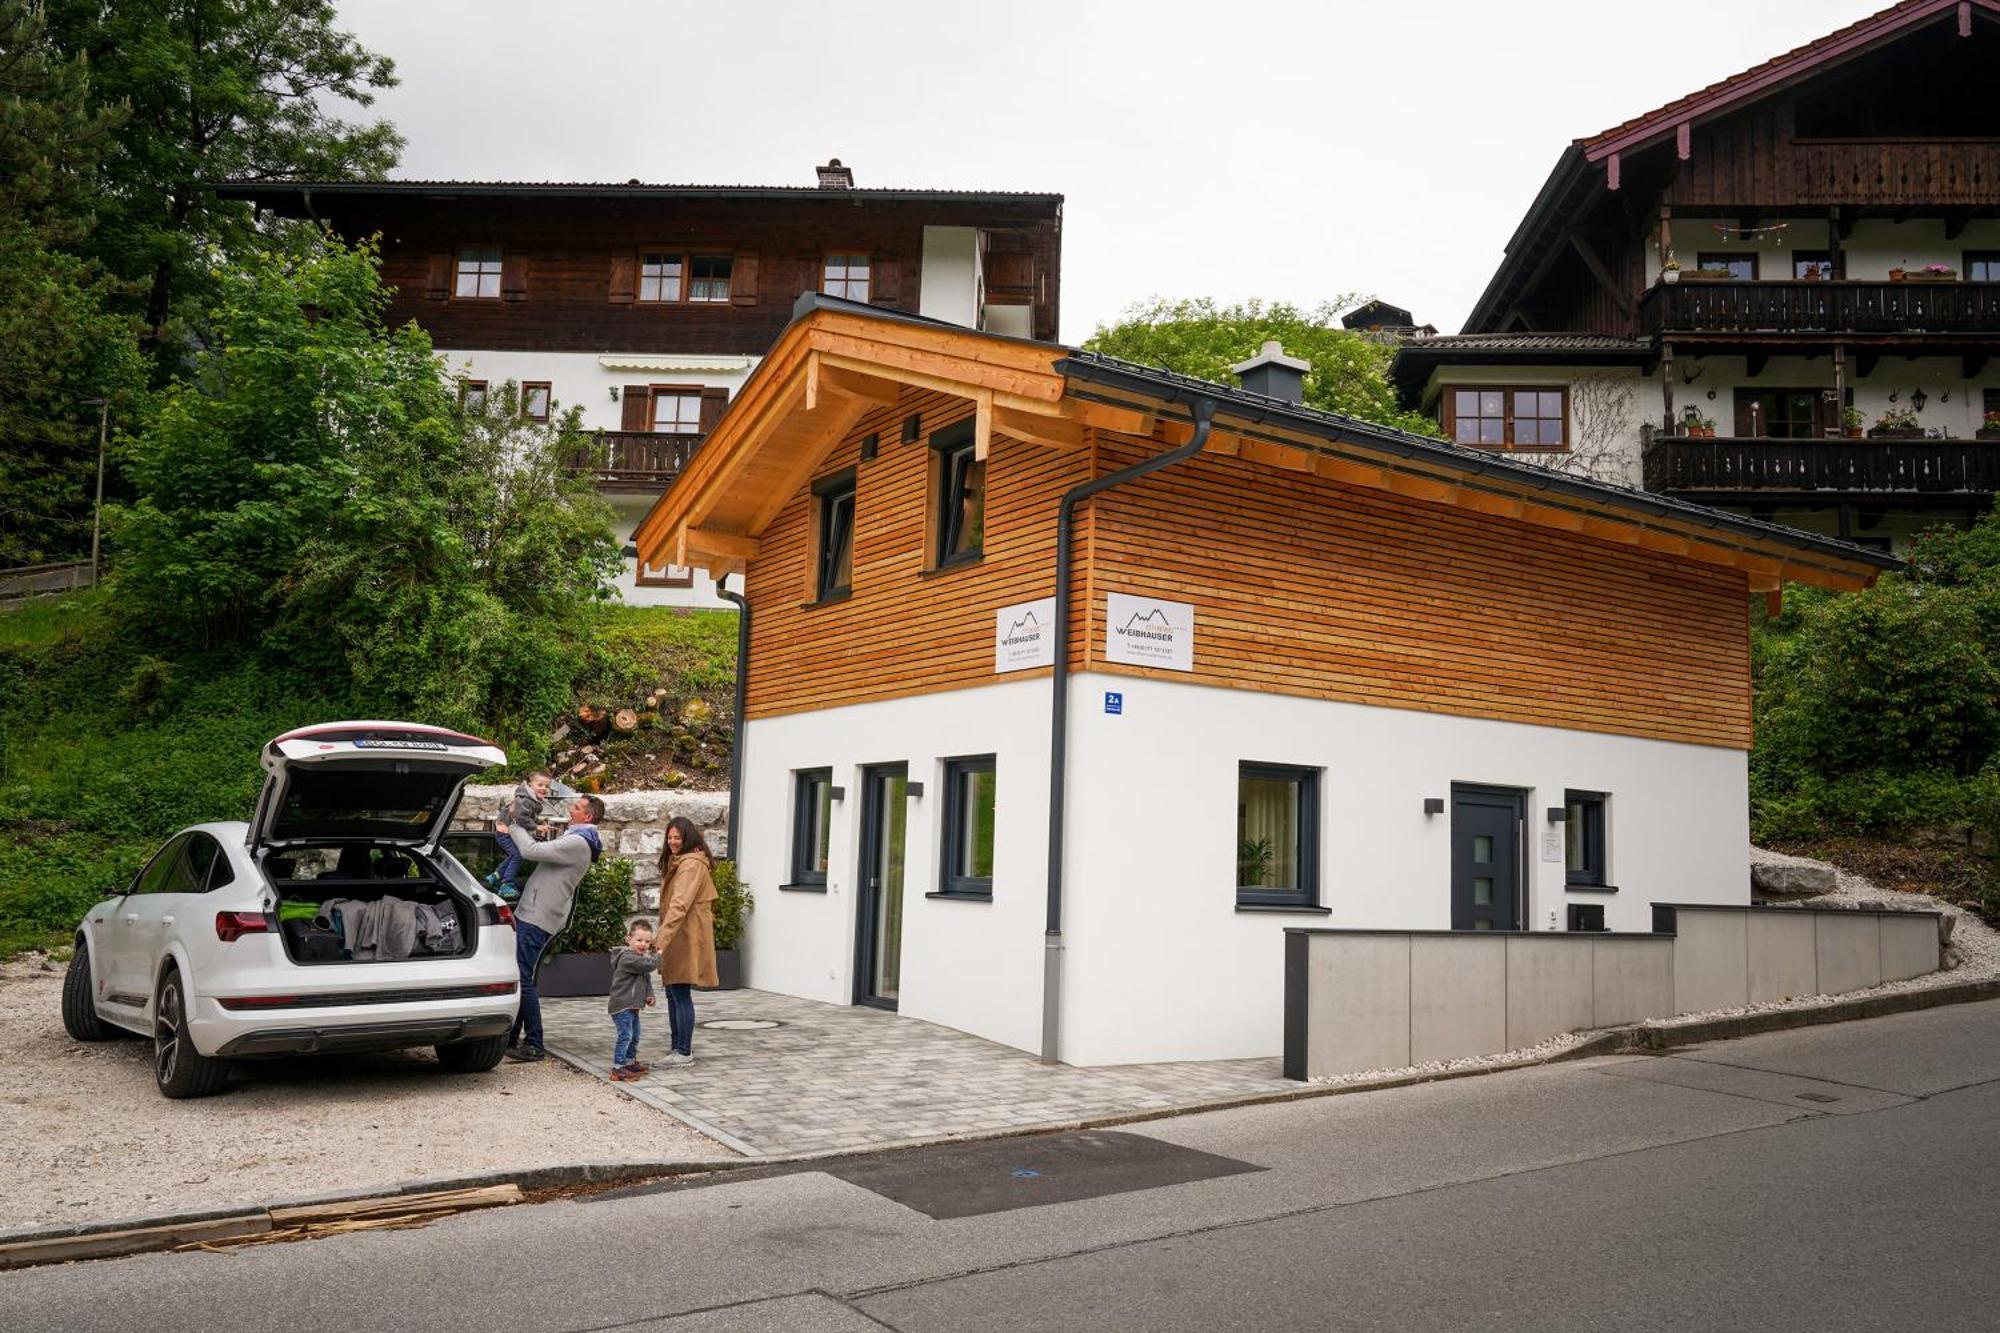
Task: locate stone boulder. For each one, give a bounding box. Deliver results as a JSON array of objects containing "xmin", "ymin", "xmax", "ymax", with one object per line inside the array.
[{"xmin": 1748, "ymin": 844, "xmax": 1837, "ymax": 898}]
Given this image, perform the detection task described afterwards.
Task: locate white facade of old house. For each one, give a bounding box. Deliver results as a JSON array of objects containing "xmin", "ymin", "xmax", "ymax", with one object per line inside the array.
[
  {"xmin": 734, "ymin": 663, "xmax": 1750, "ymax": 1066},
  {"xmin": 438, "ymin": 227, "xmax": 1010, "ymax": 607}
]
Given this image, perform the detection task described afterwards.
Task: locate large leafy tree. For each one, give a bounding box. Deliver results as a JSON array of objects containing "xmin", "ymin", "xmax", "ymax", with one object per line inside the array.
[
  {"xmin": 39, "ymin": 0, "xmax": 401, "ymax": 352},
  {"xmin": 1084, "ymin": 298, "xmax": 1439, "ymax": 436},
  {"xmin": 114, "ymin": 233, "xmax": 618, "ymax": 736},
  {"xmin": 0, "ymin": 0, "xmax": 143, "ymax": 565}
]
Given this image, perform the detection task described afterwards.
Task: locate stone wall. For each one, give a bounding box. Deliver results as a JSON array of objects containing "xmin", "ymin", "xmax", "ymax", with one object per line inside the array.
[{"xmin": 453, "ymin": 785, "xmax": 730, "ymax": 912}]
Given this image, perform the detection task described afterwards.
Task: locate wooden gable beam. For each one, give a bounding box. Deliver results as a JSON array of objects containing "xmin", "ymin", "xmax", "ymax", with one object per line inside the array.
[
  {"xmin": 974, "ymin": 391, "xmax": 993, "ymax": 462},
  {"xmin": 1569, "ymin": 233, "xmax": 1636, "ymax": 321},
  {"xmin": 993, "ymin": 403, "xmax": 1087, "ymax": 449},
  {"xmin": 740, "ymin": 393, "xmax": 882, "ymax": 536},
  {"xmin": 806, "ymin": 355, "xmax": 901, "ymax": 409},
  {"xmin": 683, "ymin": 527, "xmax": 761, "ymax": 562}
]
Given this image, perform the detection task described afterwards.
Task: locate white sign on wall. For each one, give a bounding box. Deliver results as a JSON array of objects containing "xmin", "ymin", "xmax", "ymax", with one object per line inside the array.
[
  {"xmin": 1105, "ymin": 592, "xmax": 1194, "ymax": 672},
  {"xmin": 994, "ymin": 597, "xmax": 1057, "ymax": 673}
]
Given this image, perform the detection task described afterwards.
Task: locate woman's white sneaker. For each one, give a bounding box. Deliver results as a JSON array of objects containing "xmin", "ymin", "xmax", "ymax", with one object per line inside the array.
[{"xmin": 660, "ymin": 1052, "xmax": 695, "ymax": 1068}]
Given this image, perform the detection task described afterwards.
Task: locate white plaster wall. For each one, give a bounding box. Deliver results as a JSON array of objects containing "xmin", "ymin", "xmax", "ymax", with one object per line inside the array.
[
  {"xmin": 603, "ymin": 494, "xmax": 734, "ymax": 609},
  {"xmin": 1060, "ymin": 672, "xmax": 1750, "ymax": 1065},
  {"xmin": 1643, "ymin": 218, "xmax": 2000, "ymax": 284},
  {"xmin": 1422, "ymin": 364, "xmax": 1650, "ymax": 488},
  {"xmin": 734, "ymin": 677, "xmax": 1052, "ymax": 1055},
  {"xmin": 919, "ymin": 226, "xmax": 981, "ymax": 328}
]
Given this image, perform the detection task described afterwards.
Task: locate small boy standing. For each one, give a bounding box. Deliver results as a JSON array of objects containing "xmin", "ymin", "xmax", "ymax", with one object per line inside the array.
[
  {"xmin": 488, "ymin": 771, "xmax": 552, "ymax": 899},
  {"xmin": 608, "ymin": 920, "xmax": 661, "ymax": 1081}
]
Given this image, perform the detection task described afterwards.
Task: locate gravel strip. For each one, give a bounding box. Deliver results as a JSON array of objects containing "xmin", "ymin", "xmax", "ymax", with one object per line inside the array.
[
  {"xmin": 1314, "ymin": 853, "xmax": 2000, "ymax": 1085},
  {"xmin": 0, "ymin": 954, "xmax": 726, "ymax": 1230}
]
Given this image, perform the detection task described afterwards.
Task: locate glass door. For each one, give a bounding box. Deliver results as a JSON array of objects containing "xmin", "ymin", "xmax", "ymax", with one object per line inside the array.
[{"xmin": 855, "ymin": 764, "xmax": 908, "ymax": 1009}]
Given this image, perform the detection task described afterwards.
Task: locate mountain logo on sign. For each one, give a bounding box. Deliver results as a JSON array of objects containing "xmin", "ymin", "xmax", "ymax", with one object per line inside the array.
[
  {"xmin": 1006, "ymin": 611, "xmax": 1042, "ymax": 636},
  {"xmin": 1120, "ymin": 608, "xmax": 1173, "ymax": 632}
]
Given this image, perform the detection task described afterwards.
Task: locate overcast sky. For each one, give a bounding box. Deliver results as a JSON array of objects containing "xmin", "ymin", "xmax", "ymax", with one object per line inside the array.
[{"xmin": 334, "ymin": 0, "xmax": 1885, "ymax": 342}]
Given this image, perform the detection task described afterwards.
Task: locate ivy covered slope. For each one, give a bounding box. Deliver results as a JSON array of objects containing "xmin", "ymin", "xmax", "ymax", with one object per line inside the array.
[{"xmin": 1752, "ymin": 513, "xmax": 2000, "ymax": 921}]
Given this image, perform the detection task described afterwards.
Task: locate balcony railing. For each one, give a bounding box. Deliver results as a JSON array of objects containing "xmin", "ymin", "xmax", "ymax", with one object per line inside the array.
[
  {"xmin": 1795, "ymin": 138, "xmax": 2000, "ymax": 207},
  {"xmin": 567, "ymin": 431, "xmax": 702, "ymax": 488},
  {"xmin": 1643, "ymin": 435, "xmax": 2000, "ymax": 495},
  {"xmin": 1642, "ymin": 280, "xmax": 2000, "ymax": 337}
]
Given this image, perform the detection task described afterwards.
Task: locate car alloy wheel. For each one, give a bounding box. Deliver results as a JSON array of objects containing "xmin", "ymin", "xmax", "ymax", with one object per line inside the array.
[{"xmin": 155, "ymin": 977, "xmax": 184, "ymax": 1085}]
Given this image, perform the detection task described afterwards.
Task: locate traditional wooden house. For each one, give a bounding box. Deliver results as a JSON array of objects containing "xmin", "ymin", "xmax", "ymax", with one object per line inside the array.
[
  {"xmin": 633, "ymin": 294, "xmax": 1891, "ymax": 1065},
  {"xmin": 1393, "ymin": 0, "xmax": 2000, "ymax": 552},
  {"xmin": 219, "ymin": 161, "xmax": 1061, "ymax": 604}
]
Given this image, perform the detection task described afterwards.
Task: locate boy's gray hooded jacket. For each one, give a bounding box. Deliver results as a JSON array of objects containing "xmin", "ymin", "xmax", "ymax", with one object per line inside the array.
[
  {"xmin": 608, "ymin": 946, "xmax": 661, "ymax": 1014},
  {"xmin": 505, "ymin": 783, "xmax": 546, "ymax": 836}
]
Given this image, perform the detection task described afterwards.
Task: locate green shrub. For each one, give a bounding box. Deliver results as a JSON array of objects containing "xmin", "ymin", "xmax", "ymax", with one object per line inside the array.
[
  {"xmin": 712, "ymin": 857, "xmax": 753, "ymax": 951},
  {"xmin": 555, "ymin": 855, "xmax": 635, "ymax": 956}
]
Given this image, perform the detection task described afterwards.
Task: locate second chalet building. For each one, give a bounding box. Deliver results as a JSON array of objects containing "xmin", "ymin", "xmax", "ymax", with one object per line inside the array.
[
  {"xmin": 1394, "ymin": 0, "xmax": 2000, "ymax": 552},
  {"xmin": 220, "ymin": 162, "xmax": 1061, "ymax": 604}
]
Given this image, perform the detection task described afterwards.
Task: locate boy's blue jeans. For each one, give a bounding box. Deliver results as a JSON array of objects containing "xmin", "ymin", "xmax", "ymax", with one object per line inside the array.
[
  {"xmin": 493, "ymin": 831, "xmax": 523, "ymax": 886},
  {"xmin": 612, "ymin": 1009, "xmax": 642, "ymax": 1068}
]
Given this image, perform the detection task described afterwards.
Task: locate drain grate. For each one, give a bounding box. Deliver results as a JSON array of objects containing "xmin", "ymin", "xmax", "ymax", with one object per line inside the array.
[{"xmin": 699, "ymin": 1018, "xmax": 782, "ymax": 1031}]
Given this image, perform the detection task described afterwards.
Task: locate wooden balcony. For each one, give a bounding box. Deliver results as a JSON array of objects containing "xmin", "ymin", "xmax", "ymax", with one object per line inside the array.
[
  {"xmin": 1795, "ymin": 138, "xmax": 2000, "ymax": 207},
  {"xmin": 567, "ymin": 431, "xmax": 702, "ymax": 491},
  {"xmin": 1643, "ymin": 435, "xmax": 2000, "ymax": 497},
  {"xmin": 1641, "ymin": 280, "xmax": 2000, "ymax": 337}
]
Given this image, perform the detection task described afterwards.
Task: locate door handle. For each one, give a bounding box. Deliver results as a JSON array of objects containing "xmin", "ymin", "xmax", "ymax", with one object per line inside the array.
[
  {"xmin": 122, "ymin": 913, "xmax": 139, "ymax": 924},
  {"xmin": 160, "ymin": 915, "xmax": 176, "ymax": 927}
]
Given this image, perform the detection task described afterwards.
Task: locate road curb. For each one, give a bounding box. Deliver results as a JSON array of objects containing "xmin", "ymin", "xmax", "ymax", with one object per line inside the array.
[{"xmin": 9, "ymin": 976, "xmax": 1995, "ymax": 1264}]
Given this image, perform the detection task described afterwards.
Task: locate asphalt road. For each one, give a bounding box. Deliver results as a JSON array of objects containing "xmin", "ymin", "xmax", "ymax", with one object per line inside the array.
[{"xmin": 6, "ymin": 1000, "xmax": 1998, "ymax": 1332}]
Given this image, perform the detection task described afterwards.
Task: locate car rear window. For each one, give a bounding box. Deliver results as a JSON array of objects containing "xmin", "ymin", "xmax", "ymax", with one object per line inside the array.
[{"xmin": 270, "ymin": 768, "xmax": 456, "ymax": 842}]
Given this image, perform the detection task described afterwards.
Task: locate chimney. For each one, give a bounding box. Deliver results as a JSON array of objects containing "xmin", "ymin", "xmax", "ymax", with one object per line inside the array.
[
  {"xmin": 816, "ymin": 158, "xmax": 854, "ymax": 190},
  {"xmin": 1230, "ymin": 339, "xmax": 1310, "ymax": 405}
]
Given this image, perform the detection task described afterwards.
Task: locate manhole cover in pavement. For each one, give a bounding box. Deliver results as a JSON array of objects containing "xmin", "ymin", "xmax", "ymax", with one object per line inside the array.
[{"xmin": 700, "ymin": 1018, "xmax": 782, "ymax": 1031}]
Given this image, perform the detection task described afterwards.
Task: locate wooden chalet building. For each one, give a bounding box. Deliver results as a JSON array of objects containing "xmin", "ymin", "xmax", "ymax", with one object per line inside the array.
[
  {"xmin": 634, "ymin": 293, "xmax": 1890, "ymax": 1065},
  {"xmin": 218, "ymin": 162, "xmax": 1061, "ymax": 604},
  {"xmin": 1393, "ymin": 0, "xmax": 2000, "ymax": 552}
]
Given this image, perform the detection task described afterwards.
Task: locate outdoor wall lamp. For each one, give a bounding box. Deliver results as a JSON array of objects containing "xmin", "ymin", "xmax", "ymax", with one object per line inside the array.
[
  {"xmin": 1423, "ymin": 798, "xmax": 1444, "ymax": 817},
  {"xmin": 828, "ymin": 786, "xmax": 846, "ymax": 802},
  {"xmin": 1547, "ymin": 806, "xmax": 1567, "ymax": 824},
  {"xmin": 906, "ymin": 781, "xmax": 924, "ymax": 798},
  {"xmin": 609, "ymin": 385, "xmax": 620, "ymax": 402},
  {"xmin": 1910, "ymin": 388, "xmax": 1928, "ymax": 412}
]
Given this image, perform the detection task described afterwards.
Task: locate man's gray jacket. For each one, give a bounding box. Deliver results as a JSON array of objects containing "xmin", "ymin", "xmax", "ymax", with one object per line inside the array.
[{"xmin": 513, "ymin": 825, "xmax": 599, "ymax": 936}]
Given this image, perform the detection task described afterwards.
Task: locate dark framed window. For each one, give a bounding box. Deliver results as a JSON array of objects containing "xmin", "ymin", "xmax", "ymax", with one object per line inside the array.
[
  {"xmin": 790, "ymin": 769, "xmax": 834, "ymax": 886},
  {"xmin": 940, "ymin": 756, "xmax": 996, "ymax": 898},
  {"xmin": 454, "ymin": 247, "xmax": 503, "ymax": 299},
  {"xmin": 1695, "ymin": 252, "xmax": 1757, "ymax": 279},
  {"xmin": 688, "ymin": 254, "xmax": 733, "ymax": 303},
  {"xmin": 1442, "ymin": 386, "xmax": 1568, "ymax": 450},
  {"xmin": 1565, "ymin": 790, "xmax": 1607, "ymax": 888},
  {"xmin": 823, "ymin": 252, "xmax": 871, "ymax": 301},
  {"xmin": 813, "ymin": 471, "xmax": 856, "ymax": 601},
  {"xmin": 931, "ymin": 420, "xmax": 985, "ymax": 567},
  {"xmin": 1967, "ymin": 252, "xmax": 2000, "ymax": 282},
  {"xmin": 521, "ymin": 381, "xmax": 551, "ymax": 422},
  {"xmin": 1237, "ymin": 763, "xmax": 1319, "ymax": 907},
  {"xmin": 1734, "ymin": 387, "xmax": 1825, "ymax": 440},
  {"xmin": 1792, "ymin": 250, "xmax": 1833, "ymax": 281},
  {"xmin": 638, "ymin": 252, "xmax": 685, "ymax": 302},
  {"xmin": 459, "ymin": 380, "xmax": 488, "ymax": 413}
]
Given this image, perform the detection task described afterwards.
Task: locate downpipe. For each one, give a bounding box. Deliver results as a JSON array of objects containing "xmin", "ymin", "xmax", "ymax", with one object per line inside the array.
[
  {"xmin": 1042, "ymin": 396, "xmax": 1217, "ymax": 1064},
  {"xmin": 719, "ymin": 575, "xmax": 750, "ymax": 860}
]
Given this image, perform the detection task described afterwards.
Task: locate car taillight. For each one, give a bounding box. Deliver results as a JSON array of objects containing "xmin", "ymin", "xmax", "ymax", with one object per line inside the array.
[
  {"xmin": 495, "ymin": 904, "xmax": 514, "ymax": 927},
  {"xmin": 215, "ymin": 911, "xmax": 273, "ymax": 943},
  {"xmin": 477, "ymin": 982, "xmax": 518, "ymax": 996},
  {"xmin": 480, "ymin": 903, "xmax": 515, "ymax": 927}
]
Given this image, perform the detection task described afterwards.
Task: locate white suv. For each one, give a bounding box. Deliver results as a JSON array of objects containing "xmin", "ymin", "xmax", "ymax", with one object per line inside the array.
[{"xmin": 62, "ymin": 722, "xmax": 521, "ymax": 1098}]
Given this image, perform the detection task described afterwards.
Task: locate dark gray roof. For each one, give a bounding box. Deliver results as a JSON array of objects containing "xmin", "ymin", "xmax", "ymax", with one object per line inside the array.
[
  {"xmin": 1389, "ymin": 332, "xmax": 1654, "ymax": 398},
  {"xmin": 214, "ymin": 179, "xmax": 1062, "ymax": 207},
  {"xmin": 1400, "ymin": 334, "xmax": 1652, "ymax": 352}
]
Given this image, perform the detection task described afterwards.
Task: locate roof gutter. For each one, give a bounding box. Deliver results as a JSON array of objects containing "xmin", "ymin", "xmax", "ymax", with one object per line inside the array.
[{"xmin": 1041, "ymin": 394, "xmax": 1218, "ymax": 1066}]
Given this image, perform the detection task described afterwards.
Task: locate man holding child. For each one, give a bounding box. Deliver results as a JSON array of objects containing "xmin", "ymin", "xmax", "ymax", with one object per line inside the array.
[{"xmin": 500, "ymin": 794, "xmax": 605, "ymax": 1063}]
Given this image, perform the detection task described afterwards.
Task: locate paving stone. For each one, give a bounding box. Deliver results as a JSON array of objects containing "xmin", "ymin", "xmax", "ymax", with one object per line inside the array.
[{"xmin": 540, "ymin": 988, "xmax": 1288, "ymax": 1158}]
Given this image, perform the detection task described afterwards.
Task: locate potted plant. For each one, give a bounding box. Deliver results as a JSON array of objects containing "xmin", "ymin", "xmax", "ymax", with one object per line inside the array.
[
  {"xmin": 1841, "ymin": 406, "xmax": 1865, "ymax": 439},
  {"xmin": 1869, "ymin": 406, "xmax": 1923, "ymax": 438},
  {"xmin": 704, "ymin": 858, "xmax": 755, "ymax": 991},
  {"xmin": 1686, "ymin": 267, "xmax": 1738, "ymax": 281},
  {"xmin": 536, "ymin": 856, "xmax": 635, "ymax": 997},
  {"xmin": 1688, "ymin": 417, "xmax": 1718, "ymax": 439},
  {"xmin": 1979, "ymin": 410, "xmax": 2000, "ymax": 441},
  {"xmin": 1909, "ymin": 263, "xmax": 1958, "ymax": 282},
  {"xmin": 1661, "ymin": 255, "xmax": 1681, "ymax": 285}
]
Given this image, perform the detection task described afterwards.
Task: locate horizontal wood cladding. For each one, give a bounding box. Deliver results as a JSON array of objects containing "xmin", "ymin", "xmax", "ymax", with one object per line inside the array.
[
  {"xmin": 313, "ymin": 196, "xmax": 1061, "ymax": 352},
  {"xmin": 1082, "ymin": 434, "xmax": 1753, "ymax": 749},
  {"xmin": 743, "ymin": 386, "xmax": 1089, "ymax": 719}
]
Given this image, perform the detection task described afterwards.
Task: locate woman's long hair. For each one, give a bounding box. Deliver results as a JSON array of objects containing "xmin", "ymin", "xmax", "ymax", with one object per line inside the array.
[{"xmin": 658, "ymin": 815, "xmax": 713, "ymax": 881}]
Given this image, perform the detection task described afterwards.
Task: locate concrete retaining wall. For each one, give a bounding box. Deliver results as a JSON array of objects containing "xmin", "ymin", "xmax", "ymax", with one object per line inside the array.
[{"xmin": 1284, "ymin": 903, "xmax": 1944, "ymax": 1080}]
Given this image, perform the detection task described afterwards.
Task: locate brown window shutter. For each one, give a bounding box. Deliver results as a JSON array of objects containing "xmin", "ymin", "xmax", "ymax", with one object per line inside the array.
[
  {"xmin": 621, "ymin": 386, "xmax": 651, "ymax": 432},
  {"xmin": 608, "ymin": 253, "xmax": 636, "ymax": 304},
  {"xmin": 500, "ymin": 254, "xmax": 528, "ymax": 302},
  {"xmin": 871, "ymin": 257, "xmax": 899, "ymax": 304},
  {"xmin": 425, "ymin": 252, "xmax": 451, "ymax": 300},
  {"xmin": 1732, "ymin": 389, "xmax": 1754, "ymax": 437},
  {"xmin": 731, "ymin": 251, "xmax": 759, "ymax": 305},
  {"xmin": 698, "ymin": 387, "xmax": 728, "ymax": 433}
]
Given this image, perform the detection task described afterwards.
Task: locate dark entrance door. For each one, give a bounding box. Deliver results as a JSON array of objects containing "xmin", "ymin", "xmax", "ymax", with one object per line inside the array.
[
  {"xmin": 854, "ymin": 764, "xmax": 908, "ymax": 1010},
  {"xmin": 1451, "ymin": 785, "xmax": 1524, "ymax": 931}
]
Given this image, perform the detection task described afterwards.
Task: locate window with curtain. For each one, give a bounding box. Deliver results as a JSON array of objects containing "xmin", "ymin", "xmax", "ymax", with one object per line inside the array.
[
  {"xmin": 638, "ymin": 253, "xmax": 685, "ymax": 302},
  {"xmin": 823, "ymin": 253, "xmax": 871, "ymax": 301},
  {"xmin": 1237, "ymin": 763, "xmax": 1319, "ymax": 907},
  {"xmin": 454, "ymin": 247, "xmax": 503, "ymax": 299},
  {"xmin": 689, "ymin": 254, "xmax": 733, "ymax": 302}
]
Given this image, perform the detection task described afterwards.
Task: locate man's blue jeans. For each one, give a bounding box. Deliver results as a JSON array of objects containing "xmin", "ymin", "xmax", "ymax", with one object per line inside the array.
[
  {"xmin": 663, "ymin": 983, "xmax": 694, "ymax": 1056},
  {"xmin": 612, "ymin": 1009, "xmax": 641, "ymax": 1067},
  {"xmin": 512, "ymin": 920, "xmax": 553, "ymax": 1050}
]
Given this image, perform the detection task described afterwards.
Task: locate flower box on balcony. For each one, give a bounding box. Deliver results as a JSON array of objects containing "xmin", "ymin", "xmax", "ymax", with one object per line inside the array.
[
  {"xmin": 1867, "ymin": 428, "xmax": 1923, "ymax": 439},
  {"xmin": 1978, "ymin": 429, "xmax": 2000, "ymax": 442},
  {"xmin": 1683, "ymin": 268, "xmax": 1739, "ymax": 281},
  {"xmin": 1889, "ymin": 266, "xmax": 1958, "ymax": 282}
]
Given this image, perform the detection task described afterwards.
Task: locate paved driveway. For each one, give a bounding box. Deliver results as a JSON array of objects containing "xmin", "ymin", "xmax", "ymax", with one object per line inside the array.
[{"xmin": 539, "ymin": 988, "xmax": 1288, "ymax": 1156}]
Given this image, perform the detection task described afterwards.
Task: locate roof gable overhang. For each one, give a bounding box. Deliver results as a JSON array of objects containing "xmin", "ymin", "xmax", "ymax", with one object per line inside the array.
[{"xmin": 635, "ymin": 300, "xmax": 1894, "ymax": 595}]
